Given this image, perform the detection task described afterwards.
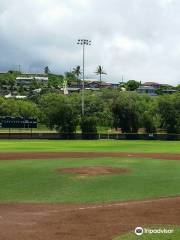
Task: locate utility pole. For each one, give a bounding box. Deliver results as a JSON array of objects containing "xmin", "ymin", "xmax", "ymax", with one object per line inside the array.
[
  {"xmin": 18, "ymin": 64, "xmax": 21, "ymax": 73},
  {"xmin": 77, "ymin": 39, "xmax": 92, "ymax": 115}
]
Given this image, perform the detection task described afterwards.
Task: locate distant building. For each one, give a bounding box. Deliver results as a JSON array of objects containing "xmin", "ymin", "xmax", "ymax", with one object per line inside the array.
[
  {"xmin": 142, "ymin": 82, "xmax": 173, "ymax": 89},
  {"xmin": 69, "ymin": 81, "xmax": 119, "ymax": 90},
  {"xmin": 142, "ymin": 82, "xmax": 161, "ymax": 89},
  {"xmin": 60, "ymin": 87, "xmax": 80, "ymax": 94},
  {"xmin": 15, "ymin": 95, "xmax": 27, "ymax": 99},
  {"xmin": 16, "ymin": 77, "xmax": 34, "ymax": 85},
  {"xmin": 161, "ymin": 89, "xmax": 177, "ymax": 94},
  {"xmin": 137, "ymin": 86, "xmax": 157, "ymax": 96},
  {"xmin": 34, "ymin": 76, "xmax": 48, "ymax": 82},
  {"xmin": 16, "ymin": 76, "xmax": 48, "ymax": 86},
  {"xmin": 4, "ymin": 93, "xmax": 27, "ymax": 99},
  {"xmin": 0, "ymin": 71, "xmax": 8, "ymax": 74},
  {"xmin": 85, "ymin": 81, "xmax": 119, "ymax": 89},
  {"xmin": 161, "ymin": 83, "xmax": 173, "ymax": 88}
]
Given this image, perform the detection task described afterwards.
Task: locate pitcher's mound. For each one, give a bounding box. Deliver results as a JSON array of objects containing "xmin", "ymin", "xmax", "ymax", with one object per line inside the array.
[{"xmin": 58, "ymin": 166, "xmax": 130, "ymax": 176}]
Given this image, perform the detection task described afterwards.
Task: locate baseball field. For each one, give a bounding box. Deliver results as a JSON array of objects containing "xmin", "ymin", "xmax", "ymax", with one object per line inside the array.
[{"xmin": 0, "ymin": 140, "xmax": 180, "ymax": 240}]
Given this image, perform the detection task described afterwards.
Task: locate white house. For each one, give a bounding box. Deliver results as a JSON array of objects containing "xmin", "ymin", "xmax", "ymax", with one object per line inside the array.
[
  {"xmin": 16, "ymin": 76, "xmax": 48, "ymax": 86},
  {"xmin": 137, "ymin": 86, "xmax": 157, "ymax": 96}
]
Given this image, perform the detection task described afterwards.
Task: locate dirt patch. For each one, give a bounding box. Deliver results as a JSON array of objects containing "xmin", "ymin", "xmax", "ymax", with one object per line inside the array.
[
  {"xmin": 0, "ymin": 197, "xmax": 180, "ymax": 240},
  {"xmin": 0, "ymin": 152, "xmax": 179, "ymax": 161},
  {"xmin": 57, "ymin": 166, "xmax": 130, "ymax": 176}
]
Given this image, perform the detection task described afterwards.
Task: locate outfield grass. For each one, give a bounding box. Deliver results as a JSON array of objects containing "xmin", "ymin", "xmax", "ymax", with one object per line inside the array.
[
  {"xmin": 0, "ymin": 157, "xmax": 180, "ymax": 203},
  {"xmin": 0, "ymin": 140, "xmax": 179, "ymax": 153},
  {"xmin": 114, "ymin": 226, "xmax": 180, "ymax": 240}
]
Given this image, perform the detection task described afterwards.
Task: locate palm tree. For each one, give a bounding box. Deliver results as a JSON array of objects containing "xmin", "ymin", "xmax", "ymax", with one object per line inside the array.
[
  {"xmin": 95, "ymin": 66, "xmax": 107, "ymax": 83},
  {"xmin": 44, "ymin": 66, "xmax": 50, "ymax": 74},
  {"xmin": 72, "ymin": 66, "xmax": 82, "ymax": 87}
]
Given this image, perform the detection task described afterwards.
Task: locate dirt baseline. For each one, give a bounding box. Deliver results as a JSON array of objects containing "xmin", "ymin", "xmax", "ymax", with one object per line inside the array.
[
  {"xmin": 0, "ymin": 152, "xmax": 179, "ymax": 160},
  {"xmin": 57, "ymin": 166, "xmax": 130, "ymax": 176},
  {"xmin": 0, "ymin": 197, "xmax": 180, "ymax": 240}
]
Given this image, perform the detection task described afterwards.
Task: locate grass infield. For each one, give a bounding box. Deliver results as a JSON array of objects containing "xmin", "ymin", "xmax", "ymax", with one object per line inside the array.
[
  {"xmin": 0, "ymin": 140, "xmax": 179, "ymax": 153},
  {"xmin": 0, "ymin": 157, "xmax": 180, "ymax": 203}
]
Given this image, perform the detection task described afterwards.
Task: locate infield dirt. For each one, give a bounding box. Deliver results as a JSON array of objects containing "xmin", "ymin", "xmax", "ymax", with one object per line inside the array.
[
  {"xmin": 0, "ymin": 197, "xmax": 180, "ymax": 240},
  {"xmin": 0, "ymin": 152, "xmax": 179, "ymax": 160},
  {"xmin": 57, "ymin": 166, "xmax": 130, "ymax": 176}
]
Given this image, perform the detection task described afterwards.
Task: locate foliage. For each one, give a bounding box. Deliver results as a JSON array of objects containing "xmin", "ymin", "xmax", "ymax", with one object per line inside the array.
[
  {"xmin": 155, "ymin": 85, "xmax": 174, "ymax": 95},
  {"xmin": 176, "ymin": 84, "xmax": 180, "ymax": 91},
  {"xmin": 125, "ymin": 80, "xmax": 141, "ymax": 91},
  {"xmin": 39, "ymin": 93, "xmax": 78, "ymax": 133},
  {"xmin": 112, "ymin": 93, "xmax": 141, "ymax": 133},
  {"xmin": 142, "ymin": 111, "xmax": 157, "ymax": 133},
  {"xmin": 48, "ymin": 73, "xmax": 64, "ymax": 88},
  {"xmin": 0, "ymin": 77, "xmax": 179, "ymax": 133},
  {"xmin": 80, "ymin": 116, "xmax": 97, "ymax": 139},
  {"xmin": 0, "ymin": 98, "xmax": 39, "ymax": 118},
  {"xmin": 158, "ymin": 94, "xmax": 180, "ymax": 133}
]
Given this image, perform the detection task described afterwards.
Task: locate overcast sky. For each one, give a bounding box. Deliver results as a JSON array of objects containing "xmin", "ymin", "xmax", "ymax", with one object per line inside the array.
[{"xmin": 0, "ymin": 0, "xmax": 180, "ymax": 85}]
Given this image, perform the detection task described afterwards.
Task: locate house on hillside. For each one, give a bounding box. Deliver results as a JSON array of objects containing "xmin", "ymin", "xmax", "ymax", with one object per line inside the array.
[
  {"xmin": 136, "ymin": 86, "xmax": 157, "ymax": 96},
  {"xmin": 69, "ymin": 81, "xmax": 117, "ymax": 90},
  {"xmin": 16, "ymin": 76, "xmax": 48, "ymax": 86},
  {"xmin": 16, "ymin": 77, "xmax": 34, "ymax": 85},
  {"xmin": 142, "ymin": 82, "xmax": 161, "ymax": 89},
  {"xmin": 161, "ymin": 89, "xmax": 177, "ymax": 94},
  {"xmin": 85, "ymin": 81, "xmax": 119, "ymax": 89}
]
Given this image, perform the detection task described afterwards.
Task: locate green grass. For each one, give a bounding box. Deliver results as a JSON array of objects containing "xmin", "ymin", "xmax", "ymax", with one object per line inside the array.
[
  {"xmin": 0, "ymin": 140, "xmax": 179, "ymax": 153},
  {"xmin": 0, "ymin": 157, "xmax": 180, "ymax": 203},
  {"xmin": 114, "ymin": 226, "xmax": 180, "ymax": 240}
]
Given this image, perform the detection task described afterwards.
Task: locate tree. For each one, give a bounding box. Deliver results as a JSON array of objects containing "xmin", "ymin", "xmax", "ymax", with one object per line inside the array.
[
  {"xmin": 125, "ymin": 80, "xmax": 141, "ymax": 91},
  {"xmin": 30, "ymin": 78, "xmax": 40, "ymax": 90},
  {"xmin": 142, "ymin": 111, "xmax": 156, "ymax": 133},
  {"xmin": 175, "ymin": 84, "xmax": 180, "ymax": 91},
  {"xmin": 155, "ymin": 85, "xmax": 174, "ymax": 95},
  {"xmin": 48, "ymin": 74, "xmax": 64, "ymax": 89},
  {"xmin": 72, "ymin": 66, "xmax": 81, "ymax": 87},
  {"xmin": 39, "ymin": 93, "xmax": 78, "ymax": 134},
  {"xmin": 112, "ymin": 93, "xmax": 141, "ymax": 133},
  {"xmin": 95, "ymin": 66, "xmax": 107, "ymax": 83},
  {"xmin": 17, "ymin": 101, "xmax": 39, "ymax": 118},
  {"xmin": 8, "ymin": 76, "xmax": 16, "ymax": 94},
  {"xmin": 0, "ymin": 99, "xmax": 39, "ymax": 118},
  {"xmin": 18, "ymin": 84, "xmax": 25, "ymax": 95},
  {"xmin": 44, "ymin": 66, "xmax": 50, "ymax": 74},
  {"xmin": 80, "ymin": 116, "xmax": 98, "ymax": 139},
  {"xmin": 158, "ymin": 94, "xmax": 180, "ymax": 133},
  {"xmin": 0, "ymin": 79, "xmax": 7, "ymax": 94}
]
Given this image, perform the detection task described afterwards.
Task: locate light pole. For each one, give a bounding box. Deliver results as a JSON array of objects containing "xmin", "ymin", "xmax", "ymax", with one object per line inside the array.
[{"xmin": 77, "ymin": 39, "xmax": 92, "ymax": 115}]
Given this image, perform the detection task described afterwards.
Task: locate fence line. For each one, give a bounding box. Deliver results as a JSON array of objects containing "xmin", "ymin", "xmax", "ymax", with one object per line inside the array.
[{"xmin": 0, "ymin": 133, "xmax": 179, "ymax": 140}]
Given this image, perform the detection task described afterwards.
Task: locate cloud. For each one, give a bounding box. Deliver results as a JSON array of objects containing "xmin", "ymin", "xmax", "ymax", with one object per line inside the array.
[{"xmin": 0, "ymin": 0, "xmax": 180, "ymax": 85}]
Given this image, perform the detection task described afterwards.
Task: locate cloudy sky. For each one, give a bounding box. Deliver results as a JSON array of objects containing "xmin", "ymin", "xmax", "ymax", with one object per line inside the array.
[{"xmin": 0, "ymin": 0, "xmax": 180, "ymax": 85}]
